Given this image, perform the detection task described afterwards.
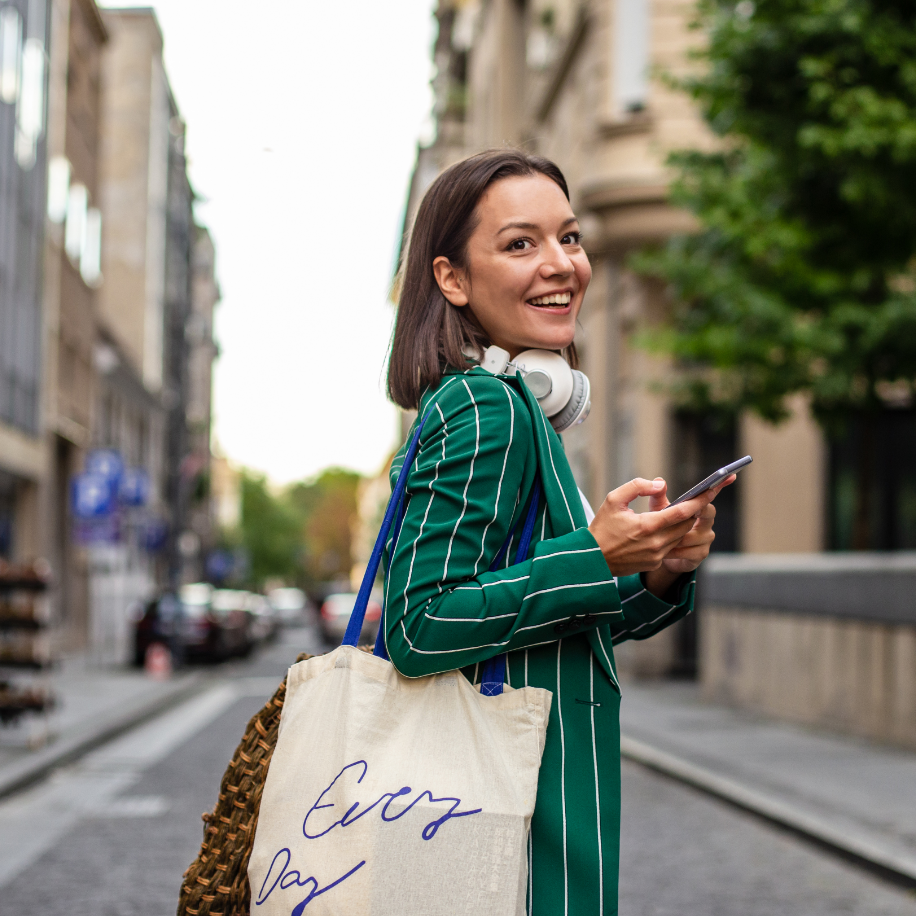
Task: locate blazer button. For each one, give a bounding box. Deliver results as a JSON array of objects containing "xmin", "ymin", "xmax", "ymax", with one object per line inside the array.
[
  {"xmin": 582, "ymin": 614, "xmax": 597, "ymax": 626},
  {"xmin": 554, "ymin": 621, "xmax": 569, "ymax": 635},
  {"xmin": 568, "ymin": 616, "xmax": 583, "ymax": 631}
]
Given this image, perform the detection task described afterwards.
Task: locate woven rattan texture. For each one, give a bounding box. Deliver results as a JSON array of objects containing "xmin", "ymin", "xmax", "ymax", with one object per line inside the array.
[{"xmin": 176, "ymin": 651, "xmax": 312, "ymax": 916}]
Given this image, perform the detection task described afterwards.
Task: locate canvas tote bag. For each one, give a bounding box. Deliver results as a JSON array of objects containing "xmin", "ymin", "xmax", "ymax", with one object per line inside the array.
[{"xmin": 248, "ymin": 412, "xmax": 552, "ymax": 916}]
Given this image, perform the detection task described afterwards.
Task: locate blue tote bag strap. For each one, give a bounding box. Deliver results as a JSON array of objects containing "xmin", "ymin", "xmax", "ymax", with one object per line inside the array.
[{"xmin": 479, "ymin": 478, "xmax": 540, "ymax": 696}]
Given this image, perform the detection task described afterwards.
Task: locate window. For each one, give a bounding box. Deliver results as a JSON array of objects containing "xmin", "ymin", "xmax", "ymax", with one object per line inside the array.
[
  {"xmin": 613, "ymin": 0, "xmax": 650, "ymax": 115},
  {"xmin": 65, "ymin": 182, "xmax": 87, "ymax": 262},
  {"xmin": 828, "ymin": 410, "xmax": 916, "ymax": 550},
  {"xmin": 81, "ymin": 207, "xmax": 102, "ymax": 285}
]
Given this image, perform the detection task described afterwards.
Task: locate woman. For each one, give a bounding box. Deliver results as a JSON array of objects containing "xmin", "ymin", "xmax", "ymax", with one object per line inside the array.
[{"xmin": 383, "ymin": 149, "xmax": 732, "ymax": 915}]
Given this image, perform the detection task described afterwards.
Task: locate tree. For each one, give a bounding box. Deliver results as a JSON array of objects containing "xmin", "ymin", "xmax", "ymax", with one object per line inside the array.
[
  {"xmin": 238, "ymin": 470, "xmax": 302, "ymax": 587},
  {"xmin": 287, "ymin": 468, "xmax": 361, "ymax": 590},
  {"xmin": 635, "ymin": 0, "xmax": 916, "ymax": 547}
]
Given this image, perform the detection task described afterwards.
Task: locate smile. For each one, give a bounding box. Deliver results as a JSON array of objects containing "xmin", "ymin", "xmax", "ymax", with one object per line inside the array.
[{"xmin": 528, "ymin": 291, "xmax": 572, "ymax": 308}]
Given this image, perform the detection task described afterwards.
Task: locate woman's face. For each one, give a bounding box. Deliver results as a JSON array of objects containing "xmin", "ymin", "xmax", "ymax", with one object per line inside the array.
[{"xmin": 433, "ymin": 174, "xmax": 591, "ymax": 360}]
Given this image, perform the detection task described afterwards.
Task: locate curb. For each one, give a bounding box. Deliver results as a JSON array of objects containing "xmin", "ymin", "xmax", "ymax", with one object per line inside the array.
[
  {"xmin": 620, "ymin": 734, "xmax": 916, "ymax": 890},
  {"xmin": 0, "ymin": 673, "xmax": 206, "ymax": 800}
]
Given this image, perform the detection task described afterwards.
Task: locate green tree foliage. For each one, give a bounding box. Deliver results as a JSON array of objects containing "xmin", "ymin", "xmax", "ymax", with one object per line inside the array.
[
  {"xmin": 239, "ymin": 470, "xmax": 302, "ymax": 587},
  {"xmin": 235, "ymin": 467, "xmax": 362, "ymax": 591},
  {"xmin": 635, "ymin": 0, "xmax": 916, "ymax": 546},
  {"xmin": 287, "ymin": 468, "xmax": 362, "ymax": 590}
]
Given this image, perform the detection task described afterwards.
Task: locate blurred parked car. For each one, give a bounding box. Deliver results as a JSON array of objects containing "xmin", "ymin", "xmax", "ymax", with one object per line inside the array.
[
  {"xmin": 210, "ymin": 589, "xmax": 259, "ymax": 655},
  {"xmin": 132, "ymin": 583, "xmax": 251, "ymax": 665},
  {"xmin": 268, "ymin": 587, "xmax": 309, "ymax": 626},
  {"xmin": 320, "ymin": 592, "xmax": 382, "ymax": 644},
  {"xmin": 245, "ymin": 592, "xmax": 280, "ymax": 643}
]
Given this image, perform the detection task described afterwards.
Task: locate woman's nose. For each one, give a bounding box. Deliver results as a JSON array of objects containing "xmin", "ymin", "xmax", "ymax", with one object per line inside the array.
[{"xmin": 539, "ymin": 241, "xmax": 574, "ymax": 276}]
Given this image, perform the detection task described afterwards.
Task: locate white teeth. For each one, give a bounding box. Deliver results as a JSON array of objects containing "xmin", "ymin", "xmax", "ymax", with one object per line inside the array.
[{"xmin": 530, "ymin": 292, "xmax": 571, "ymax": 306}]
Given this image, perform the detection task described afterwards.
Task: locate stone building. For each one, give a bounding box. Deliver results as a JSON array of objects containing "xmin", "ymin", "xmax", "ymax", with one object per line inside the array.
[
  {"xmin": 406, "ymin": 0, "xmax": 916, "ymax": 693},
  {"xmin": 184, "ymin": 226, "xmax": 220, "ymax": 575},
  {"xmin": 0, "ymin": 0, "xmax": 51, "ymax": 568},
  {"xmin": 38, "ymin": 0, "xmax": 107, "ymax": 648},
  {"xmin": 85, "ymin": 6, "xmax": 204, "ymax": 662},
  {"xmin": 0, "ymin": 0, "xmax": 217, "ymax": 661}
]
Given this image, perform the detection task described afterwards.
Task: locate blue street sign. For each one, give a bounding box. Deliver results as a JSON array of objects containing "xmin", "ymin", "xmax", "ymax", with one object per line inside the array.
[
  {"xmin": 71, "ymin": 473, "xmax": 116, "ymax": 520},
  {"xmin": 119, "ymin": 467, "xmax": 150, "ymax": 507},
  {"xmin": 86, "ymin": 449, "xmax": 124, "ymax": 486}
]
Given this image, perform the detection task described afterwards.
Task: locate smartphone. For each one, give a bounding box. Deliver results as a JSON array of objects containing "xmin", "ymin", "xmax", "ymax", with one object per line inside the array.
[{"xmin": 668, "ymin": 456, "xmax": 753, "ymax": 506}]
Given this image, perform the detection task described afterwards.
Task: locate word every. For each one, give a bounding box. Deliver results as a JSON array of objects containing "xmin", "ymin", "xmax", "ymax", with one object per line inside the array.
[{"xmin": 303, "ymin": 759, "xmax": 482, "ymax": 841}]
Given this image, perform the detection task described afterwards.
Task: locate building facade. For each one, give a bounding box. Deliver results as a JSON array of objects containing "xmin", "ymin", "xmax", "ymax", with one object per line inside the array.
[
  {"xmin": 0, "ymin": 0, "xmax": 51, "ymax": 568},
  {"xmin": 406, "ymin": 0, "xmax": 842, "ymax": 675},
  {"xmin": 0, "ymin": 0, "xmax": 218, "ymax": 664}
]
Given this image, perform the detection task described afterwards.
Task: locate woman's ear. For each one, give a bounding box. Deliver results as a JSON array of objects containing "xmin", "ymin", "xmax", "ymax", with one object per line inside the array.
[{"xmin": 433, "ymin": 256, "xmax": 469, "ymax": 307}]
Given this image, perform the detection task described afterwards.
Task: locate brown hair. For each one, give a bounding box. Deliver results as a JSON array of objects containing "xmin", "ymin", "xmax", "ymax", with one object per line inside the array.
[{"xmin": 387, "ymin": 148, "xmax": 579, "ymax": 410}]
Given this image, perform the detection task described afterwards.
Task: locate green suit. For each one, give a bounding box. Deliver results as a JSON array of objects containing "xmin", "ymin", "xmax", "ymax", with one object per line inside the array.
[{"xmin": 384, "ymin": 366, "xmax": 695, "ymax": 915}]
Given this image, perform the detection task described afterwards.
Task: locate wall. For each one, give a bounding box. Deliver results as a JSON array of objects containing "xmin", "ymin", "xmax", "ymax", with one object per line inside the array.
[{"xmin": 699, "ymin": 553, "xmax": 916, "ymax": 747}]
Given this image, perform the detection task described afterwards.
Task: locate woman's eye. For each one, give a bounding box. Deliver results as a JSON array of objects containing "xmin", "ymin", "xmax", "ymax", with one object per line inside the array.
[
  {"xmin": 562, "ymin": 231, "xmax": 582, "ymax": 245},
  {"xmin": 507, "ymin": 238, "xmax": 534, "ymax": 251}
]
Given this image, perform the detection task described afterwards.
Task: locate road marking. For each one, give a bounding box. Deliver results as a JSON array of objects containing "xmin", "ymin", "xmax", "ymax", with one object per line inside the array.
[
  {"xmin": 87, "ymin": 795, "xmax": 170, "ymax": 818},
  {"xmin": 0, "ymin": 683, "xmax": 239, "ymax": 888}
]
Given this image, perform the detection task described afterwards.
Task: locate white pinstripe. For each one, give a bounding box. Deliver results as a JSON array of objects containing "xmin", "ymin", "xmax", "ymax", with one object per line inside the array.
[
  {"xmin": 452, "ymin": 575, "xmax": 530, "ymax": 591},
  {"xmin": 594, "ymin": 626, "xmax": 622, "ymax": 692},
  {"xmin": 473, "ymin": 384, "xmax": 516, "ymax": 574},
  {"xmin": 532, "ymin": 547, "xmax": 602, "ymax": 563},
  {"xmin": 397, "ymin": 404, "xmax": 448, "ymax": 617},
  {"xmin": 399, "ymin": 619, "xmax": 508, "ymax": 654},
  {"xmin": 441, "ymin": 381, "xmax": 481, "ymax": 585},
  {"xmin": 535, "ymin": 402, "xmax": 576, "ymax": 530},
  {"xmin": 515, "ymin": 609, "xmax": 619, "ymax": 635},
  {"xmin": 523, "ymin": 581, "xmax": 620, "ymax": 603},
  {"xmin": 423, "ymin": 609, "xmax": 518, "ymax": 622},
  {"xmin": 590, "ymin": 652, "xmax": 604, "ymax": 912}
]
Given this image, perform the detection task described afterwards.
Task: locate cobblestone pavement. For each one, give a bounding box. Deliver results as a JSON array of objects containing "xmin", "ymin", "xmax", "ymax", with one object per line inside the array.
[
  {"xmin": 619, "ymin": 760, "xmax": 916, "ymax": 916},
  {"xmin": 1, "ymin": 627, "xmax": 914, "ymax": 915}
]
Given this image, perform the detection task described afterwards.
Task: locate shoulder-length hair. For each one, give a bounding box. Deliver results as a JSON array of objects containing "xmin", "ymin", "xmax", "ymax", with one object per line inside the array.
[{"xmin": 387, "ymin": 148, "xmax": 579, "ymax": 410}]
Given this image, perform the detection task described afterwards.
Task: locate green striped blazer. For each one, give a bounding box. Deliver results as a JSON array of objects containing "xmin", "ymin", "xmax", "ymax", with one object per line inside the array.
[{"xmin": 384, "ymin": 366, "xmax": 695, "ymax": 916}]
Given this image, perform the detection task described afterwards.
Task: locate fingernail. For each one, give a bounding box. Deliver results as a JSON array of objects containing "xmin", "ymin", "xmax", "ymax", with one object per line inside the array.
[{"xmin": 652, "ymin": 479, "xmax": 664, "ymax": 490}]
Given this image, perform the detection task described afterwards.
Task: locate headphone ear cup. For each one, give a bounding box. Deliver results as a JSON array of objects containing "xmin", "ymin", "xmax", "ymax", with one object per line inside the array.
[{"xmin": 549, "ymin": 370, "xmax": 591, "ymax": 433}]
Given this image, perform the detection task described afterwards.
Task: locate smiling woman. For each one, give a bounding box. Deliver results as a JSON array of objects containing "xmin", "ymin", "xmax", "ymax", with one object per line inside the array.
[{"xmin": 383, "ymin": 148, "xmax": 733, "ymax": 915}]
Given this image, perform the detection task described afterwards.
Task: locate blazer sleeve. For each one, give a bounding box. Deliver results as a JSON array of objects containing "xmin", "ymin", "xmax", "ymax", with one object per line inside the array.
[
  {"xmin": 384, "ymin": 375, "xmax": 623, "ymax": 678},
  {"xmin": 608, "ymin": 571, "xmax": 696, "ymax": 644}
]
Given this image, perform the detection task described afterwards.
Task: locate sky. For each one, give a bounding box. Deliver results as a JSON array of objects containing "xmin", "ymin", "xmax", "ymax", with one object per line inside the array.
[{"xmin": 98, "ymin": 0, "xmax": 437, "ymax": 484}]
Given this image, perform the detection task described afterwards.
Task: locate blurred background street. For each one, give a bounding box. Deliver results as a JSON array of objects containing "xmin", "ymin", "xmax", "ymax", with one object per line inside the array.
[{"xmin": 1, "ymin": 0, "xmax": 916, "ymax": 911}]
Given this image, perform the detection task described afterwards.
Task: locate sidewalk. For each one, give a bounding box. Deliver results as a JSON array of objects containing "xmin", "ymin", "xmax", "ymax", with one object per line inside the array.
[
  {"xmin": 620, "ymin": 681, "xmax": 916, "ymax": 884},
  {"xmin": 0, "ymin": 654, "xmax": 203, "ymax": 799}
]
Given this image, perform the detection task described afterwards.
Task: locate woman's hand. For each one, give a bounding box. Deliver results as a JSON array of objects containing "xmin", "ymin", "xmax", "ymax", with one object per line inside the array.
[
  {"xmin": 646, "ymin": 477, "xmax": 732, "ymax": 575},
  {"xmin": 587, "ymin": 476, "xmax": 735, "ymax": 598}
]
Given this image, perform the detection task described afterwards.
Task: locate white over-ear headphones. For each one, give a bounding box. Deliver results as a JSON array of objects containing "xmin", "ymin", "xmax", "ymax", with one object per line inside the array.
[{"xmin": 478, "ymin": 345, "xmax": 591, "ymax": 433}]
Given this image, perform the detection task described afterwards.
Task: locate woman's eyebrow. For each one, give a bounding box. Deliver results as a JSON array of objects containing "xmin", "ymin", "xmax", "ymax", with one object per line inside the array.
[{"xmin": 497, "ymin": 216, "xmax": 579, "ymax": 235}]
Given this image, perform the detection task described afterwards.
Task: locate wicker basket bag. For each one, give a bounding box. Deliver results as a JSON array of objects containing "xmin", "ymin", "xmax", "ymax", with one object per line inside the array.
[{"xmin": 176, "ymin": 651, "xmax": 314, "ymax": 916}]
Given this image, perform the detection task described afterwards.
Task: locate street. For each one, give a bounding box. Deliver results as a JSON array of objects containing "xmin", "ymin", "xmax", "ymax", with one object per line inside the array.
[{"xmin": 1, "ymin": 624, "xmax": 915, "ymax": 916}]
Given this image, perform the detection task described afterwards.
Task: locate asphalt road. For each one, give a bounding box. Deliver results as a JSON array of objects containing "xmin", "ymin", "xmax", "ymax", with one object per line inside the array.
[{"xmin": 1, "ymin": 625, "xmax": 914, "ymax": 916}]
